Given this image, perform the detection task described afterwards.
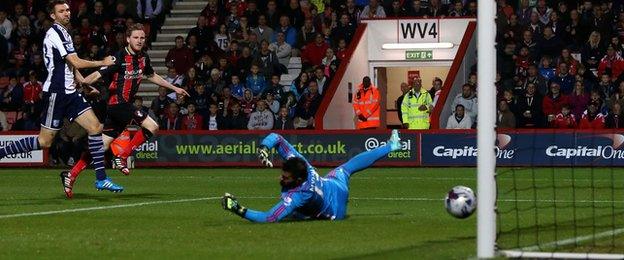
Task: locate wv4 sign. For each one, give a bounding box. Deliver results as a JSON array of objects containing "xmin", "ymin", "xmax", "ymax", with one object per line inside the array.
[{"xmin": 398, "ymin": 19, "xmax": 439, "ymax": 43}]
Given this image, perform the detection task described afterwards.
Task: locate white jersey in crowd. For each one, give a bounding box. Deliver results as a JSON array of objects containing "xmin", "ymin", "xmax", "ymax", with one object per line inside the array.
[
  {"xmin": 42, "ymin": 22, "xmax": 76, "ymax": 94},
  {"xmin": 214, "ymin": 34, "xmax": 229, "ymax": 51}
]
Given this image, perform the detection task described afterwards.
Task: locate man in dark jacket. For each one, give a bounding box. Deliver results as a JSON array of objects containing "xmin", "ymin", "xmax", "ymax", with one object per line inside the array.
[
  {"xmin": 274, "ymin": 106, "xmax": 294, "ymax": 130},
  {"xmin": 225, "ymin": 102, "xmax": 249, "ymax": 129}
]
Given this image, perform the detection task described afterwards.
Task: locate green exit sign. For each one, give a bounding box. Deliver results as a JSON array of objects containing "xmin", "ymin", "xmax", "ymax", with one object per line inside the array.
[{"xmin": 406, "ymin": 50, "xmax": 433, "ymax": 60}]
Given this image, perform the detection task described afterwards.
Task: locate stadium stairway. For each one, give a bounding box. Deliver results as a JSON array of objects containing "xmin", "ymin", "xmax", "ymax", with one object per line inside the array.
[
  {"xmin": 137, "ymin": 0, "xmax": 204, "ymax": 103},
  {"xmin": 137, "ymin": 0, "xmax": 303, "ymax": 105}
]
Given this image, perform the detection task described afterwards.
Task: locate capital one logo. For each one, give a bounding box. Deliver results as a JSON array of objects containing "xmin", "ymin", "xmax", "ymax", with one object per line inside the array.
[
  {"xmin": 432, "ymin": 134, "xmax": 515, "ymax": 159},
  {"xmin": 545, "ymin": 134, "xmax": 624, "ymax": 159}
]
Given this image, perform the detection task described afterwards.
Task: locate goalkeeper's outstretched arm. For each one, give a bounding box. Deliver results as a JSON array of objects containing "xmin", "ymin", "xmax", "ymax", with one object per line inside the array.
[
  {"xmin": 259, "ymin": 133, "xmax": 311, "ymax": 166},
  {"xmin": 222, "ymin": 192, "xmax": 306, "ymax": 223}
]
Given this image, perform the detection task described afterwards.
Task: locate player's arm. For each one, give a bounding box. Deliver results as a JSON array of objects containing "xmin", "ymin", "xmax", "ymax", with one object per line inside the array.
[
  {"xmin": 66, "ymin": 53, "xmax": 115, "ymax": 69},
  {"xmin": 257, "ymin": 133, "xmax": 310, "ymax": 167},
  {"xmin": 221, "ymin": 192, "xmax": 305, "ymax": 223},
  {"xmin": 146, "ymin": 73, "xmax": 189, "ymax": 97}
]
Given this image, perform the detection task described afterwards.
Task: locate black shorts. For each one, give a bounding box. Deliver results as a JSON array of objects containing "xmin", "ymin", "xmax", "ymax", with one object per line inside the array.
[{"xmin": 103, "ymin": 103, "xmax": 147, "ymax": 138}]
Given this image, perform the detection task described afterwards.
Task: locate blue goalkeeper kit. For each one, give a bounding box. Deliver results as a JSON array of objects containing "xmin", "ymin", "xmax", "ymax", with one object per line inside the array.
[{"xmin": 243, "ymin": 133, "xmax": 393, "ymax": 222}]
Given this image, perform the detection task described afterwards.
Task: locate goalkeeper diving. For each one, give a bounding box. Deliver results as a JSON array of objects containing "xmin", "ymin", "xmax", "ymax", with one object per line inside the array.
[{"xmin": 221, "ymin": 130, "xmax": 403, "ymax": 222}]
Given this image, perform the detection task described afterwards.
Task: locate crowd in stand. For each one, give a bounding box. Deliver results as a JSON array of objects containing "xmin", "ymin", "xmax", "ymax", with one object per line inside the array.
[
  {"xmin": 447, "ymin": 0, "xmax": 624, "ymax": 129},
  {"xmin": 4, "ymin": 0, "xmax": 622, "ymax": 132}
]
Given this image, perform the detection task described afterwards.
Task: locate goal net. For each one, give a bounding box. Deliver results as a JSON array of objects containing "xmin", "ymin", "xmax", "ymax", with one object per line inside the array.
[{"xmin": 477, "ymin": 1, "xmax": 624, "ymax": 258}]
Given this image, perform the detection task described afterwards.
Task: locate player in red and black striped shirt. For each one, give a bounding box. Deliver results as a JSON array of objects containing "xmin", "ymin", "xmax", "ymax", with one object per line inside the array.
[{"xmin": 61, "ymin": 24, "xmax": 189, "ymax": 198}]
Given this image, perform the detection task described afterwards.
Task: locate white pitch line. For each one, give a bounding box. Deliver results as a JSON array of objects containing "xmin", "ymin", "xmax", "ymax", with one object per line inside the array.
[
  {"xmin": 1, "ymin": 196, "xmax": 623, "ymax": 220},
  {"xmin": 0, "ymin": 197, "xmax": 220, "ymax": 219},
  {"xmin": 517, "ymin": 227, "xmax": 624, "ymax": 252}
]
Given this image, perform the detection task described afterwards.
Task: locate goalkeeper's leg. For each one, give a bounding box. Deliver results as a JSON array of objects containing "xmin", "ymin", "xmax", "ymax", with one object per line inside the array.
[
  {"xmin": 340, "ymin": 130, "xmax": 401, "ymax": 176},
  {"xmin": 326, "ymin": 130, "xmax": 401, "ymax": 186}
]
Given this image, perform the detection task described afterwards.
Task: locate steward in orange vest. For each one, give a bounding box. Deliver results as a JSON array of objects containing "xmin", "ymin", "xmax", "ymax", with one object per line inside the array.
[{"xmin": 353, "ymin": 76, "xmax": 380, "ymax": 129}]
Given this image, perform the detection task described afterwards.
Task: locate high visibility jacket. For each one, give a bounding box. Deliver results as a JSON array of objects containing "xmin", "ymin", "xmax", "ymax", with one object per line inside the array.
[
  {"xmin": 401, "ymin": 88, "xmax": 433, "ymax": 129},
  {"xmin": 353, "ymin": 84, "xmax": 380, "ymax": 129}
]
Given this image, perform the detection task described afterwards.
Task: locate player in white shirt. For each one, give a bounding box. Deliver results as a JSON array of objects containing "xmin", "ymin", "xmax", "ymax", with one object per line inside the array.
[{"xmin": 0, "ymin": 0, "xmax": 124, "ymax": 194}]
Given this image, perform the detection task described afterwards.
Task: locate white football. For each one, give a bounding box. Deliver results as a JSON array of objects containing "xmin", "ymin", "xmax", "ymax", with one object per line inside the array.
[{"xmin": 445, "ymin": 186, "xmax": 477, "ymax": 219}]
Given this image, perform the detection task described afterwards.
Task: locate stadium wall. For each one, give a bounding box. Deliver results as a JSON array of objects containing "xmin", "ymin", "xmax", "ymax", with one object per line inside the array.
[
  {"xmin": 3, "ymin": 129, "xmax": 624, "ymax": 167},
  {"xmin": 317, "ymin": 24, "xmax": 369, "ymax": 129}
]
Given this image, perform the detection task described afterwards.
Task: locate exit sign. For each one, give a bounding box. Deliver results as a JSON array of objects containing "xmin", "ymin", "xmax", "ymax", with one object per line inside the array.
[{"xmin": 406, "ymin": 50, "xmax": 433, "ymax": 60}]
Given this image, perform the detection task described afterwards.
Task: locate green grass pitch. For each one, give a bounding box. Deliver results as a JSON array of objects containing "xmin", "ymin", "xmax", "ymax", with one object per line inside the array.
[{"xmin": 0, "ymin": 167, "xmax": 622, "ymax": 259}]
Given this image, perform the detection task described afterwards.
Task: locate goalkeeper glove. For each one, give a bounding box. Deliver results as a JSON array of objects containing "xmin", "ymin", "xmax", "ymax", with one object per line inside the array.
[
  {"xmin": 221, "ymin": 193, "xmax": 247, "ymax": 217},
  {"xmin": 257, "ymin": 146, "xmax": 273, "ymax": 168}
]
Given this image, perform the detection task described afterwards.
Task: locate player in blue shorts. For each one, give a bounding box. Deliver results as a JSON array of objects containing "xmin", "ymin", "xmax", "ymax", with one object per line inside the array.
[
  {"xmin": 0, "ymin": 0, "xmax": 123, "ymax": 193},
  {"xmin": 221, "ymin": 130, "xmax": 403, "ymax": 222}
]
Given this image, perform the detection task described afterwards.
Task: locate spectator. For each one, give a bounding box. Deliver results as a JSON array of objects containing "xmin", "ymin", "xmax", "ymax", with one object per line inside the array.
[
  {"xmin": 0, "ymin": 110, "xmax": 7, "ymax": 131},
  {"xmin": 248, "ymin": 100, "xmax": 274, "ymax": 130},
  {"xmin": 360, "ymin": 0, "xmax": 386, "ymax": 19},
  {"xmin": 597, "ymin": 44, "xmax": 624, "ymax": 79},
  {"xmin": 164, "ymin": 67, "xmax": 184, "ymax": 87},
  {"xmin": 605, "ymin": 103, "xmax": 624, "ymax": 128},
  {"xmin": 543, "ymin": 82, "xmax": 570, "ymax": 124},
  {"xmin": 525, "ymin": 64, "xmax": 549, "ymax": 96},
  {"xmin": 1, "ymin": 77, "xmax": 23, "ymax": 111},
  {"xmin": 297, "ymin": 18, "xmax": 317, "ymax": 50},
  {"xmin": 313, "ymin": 67, "xmax": 328, "ymax": 95},
  {"xmin": 269, "ymin": 32, "xmax": 292, "ymax": 68},
  {"xmin": 285, "ymin": 0, "xmax": 305, "ymax": 30},
  {"xmin": 0, "ymin": 10, "xmax": 12, "ymax": 41},
  {"xmin": 401, "ymin": 77, "xmax": 433, "ymax": 129},
  {"xmin": 214, "ymin": 24, "xmax": 230, "ymax": 51},
  {"xmin": 448, "ymin": 0, "xmax": 466, "ymax": 17},
  {"xmin": 551, "ymin": 62, "xmax": 576, "ymax": 94},
  {"xmin": 265, "ymin": 0, "xmax": 281, "ymax": 29},
  {"xmin": 579, "ymin": 103, "xmax": 606, "ymax": 129},
  {"xmin": 407, "ymin": 0, "xmax": 428, "ymax": 17},
  {"xmin": 396, "ymin": 82, "xmax": 410, "ymax": 124},
  {"xmin": 137, "ymin": 0, "xmax": 163, "ymax": 44},
  {"xmin": 517, "ymin": 83, "xmax": 543, "ymax": 128},
  {"xmin": 569, "ymin": 81, "xmax": 591, "ymax": 120},
  {"xmin": 427, "ymin": 0, "xmax": 448, "ymax": 17},
  {"xmin": 273, "ymin": 15, "xmax": 297, "ymax": 48},
  {"xmin": 182, "ymin": 67, "xmax": 198, "ymax": 91},
  {"xmin": 181, "ymin": 103, "xmax": 204, "ymax": 130},
  {"xmin": 243, "ymin": 0, "xmax": 261, "ymax": 28},
  {"xmin": 589, "ymin": 90, "xmax": 608, "ymax": 115},
  {"xmin": 274, "ymin": 106, "xmax": 294, "ymax": 130},
  {"xmin": 263, "ymin": 74, "xmax": 285, "ymax": 102},
  {"xmin": 187, "ymin": 16, "xmax": 213, "ymax": 51},
  {"xmin": 265, "ymin": 92, "xmax": 280, "ymax": 115},
  {"xmin": 254, "ymin": 40, "xmax": 280, "ymax": 77},
  {"xmin": 595, "ymin": 74, "xmax": 615, "ymax": 99},
  {"xmin": 252, "ymin": 15, "xmax": 274, "ymax": 44},
  {"xmin": 221, "ymin": 86, "xmax": 237, "ymax": 115},
  {"xmin": 22, "ymin": 70, "xmax": 42, "ymax": 108},
  {"xmin": 240, "ymin": 89, "xmax": 257, "ymax": 117},
  {"xmin": 225, "ymin": 101, "xmax": 248, "ymax": 129},
  {"xmin": 610, "ymin": 81, "xmax": 624, "ymax": 109},
  {"xmin": 550, "ymin": 104, "xmax": 577, "ymax": 128},
  {"xmin": 230, "ymin": 75, "xmax": 246, "ymax": 100},
  {"xmin": 206, "ymin": 68, "xmax": 226, "ymax": 96},
  {"xmin": 133, "ymin": 96, "xmax": 150, "ymax": 117},
  {"xmin": 166, "ymin": 36, "xmax": 194, "ymax": 75},
  {"xmin": 446, "ymin": 104, "xmax": 472, "ymax": 129},
  {"xmin": 11, "ymin": 110, "xmax": 38, "ymax": 131},
  {"xmin": 159, "ymin": 103, "xmax": 183, "ymax": 130},
  {"xmin": 204, "ymin": 103, "xmax": 227, "ymax": 130},
  {"xmin": 581, "ymin": 31, "xmax": 604, "ymax": 71},
  {"xmin": 236, "ymin": 46, "xmax": 254, "ymax": 76},
  {"xmin": 451, "ymin": 84, "xmax": 478, "ymax": 124},
  {"xmin": 151, "ymin": 86, "xmax": 173, "ymax": 118},
  {"xmin": 429, "ymin": 77, "xmax": 443, "ymax": 107},
  {"xmin": 537, "ymin": 26, "xmax": 562, "ymax": 59},
  {"xmin": 497, "ymin": 100, "xmax": 516, "ymax": 129},
  {"xmin": 301, "ymin": 33, "xmax": 329, "ymax": 69},
  {"xmin": 295, "ymin": 80, "xmax": 322, "ymax": 129},
  {"xmin": 331, "ymin": 13, "xmax": 356, "ymax": 46},
  {"xmin": 538, "ymin": 56, "xmax": 556, "ymax": 80},
  {"xmin": 246, "ymin": 64, "xmax": 267, "ymax": 98},
  {"xmin": 555, "ymin": 48, "xmax": 579, "ymax": 76}
]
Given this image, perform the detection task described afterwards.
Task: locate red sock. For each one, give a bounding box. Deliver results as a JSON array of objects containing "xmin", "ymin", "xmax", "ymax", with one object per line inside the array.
[
  {"xmin": 118, "ymin": 129, "xmax": 149, "ymax": 158},
  {"xmin": 70, "ymin": 152, "xmax": 91, "ymax": 179}
]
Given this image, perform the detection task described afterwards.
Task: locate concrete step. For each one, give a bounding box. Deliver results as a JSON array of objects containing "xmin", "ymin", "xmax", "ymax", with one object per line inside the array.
[
  {"xmin": 138, "ymin": 82, "xmax": 160, "ymax": 93},
  {"xmin": 154, "ymin": 66, "xmax": 168, "ymax": 75},
  {"xmin": 148, "ymin": 50, "xmax": 168, "ymax": 59},
  {"xmin": 156, "ymin": 33, "xmax": 189, "ymax": 43},
  {"xmin": 150, "ymin": 41, "xmax": 174, "ymax": 50},
  {"xmin": 171, "ymin": 9, "xmax": 201, "ymax": 15},
  {"xmin": 163, "ymin": 17, "xmax": 198, "ymax": 26},
  {"xmin": 174, "ymin": 1, "xmax": 208, "ymax": 8}
]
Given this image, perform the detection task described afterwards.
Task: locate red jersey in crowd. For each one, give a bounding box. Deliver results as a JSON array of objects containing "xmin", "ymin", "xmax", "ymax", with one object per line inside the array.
[
  {"xmin": 579, "ymin": 113, "xmax": 606, "ymax": 129},
  {"xmin": 551, "ymin": 113, "xmax": 577, "ymax": 129},
  {"xmin": 22, "ymin": 80, "xmax": 42, "ymax": 104},
  {"xmin": 182, "ymin": 113, "xmax": 203, "ymax": 130}
]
